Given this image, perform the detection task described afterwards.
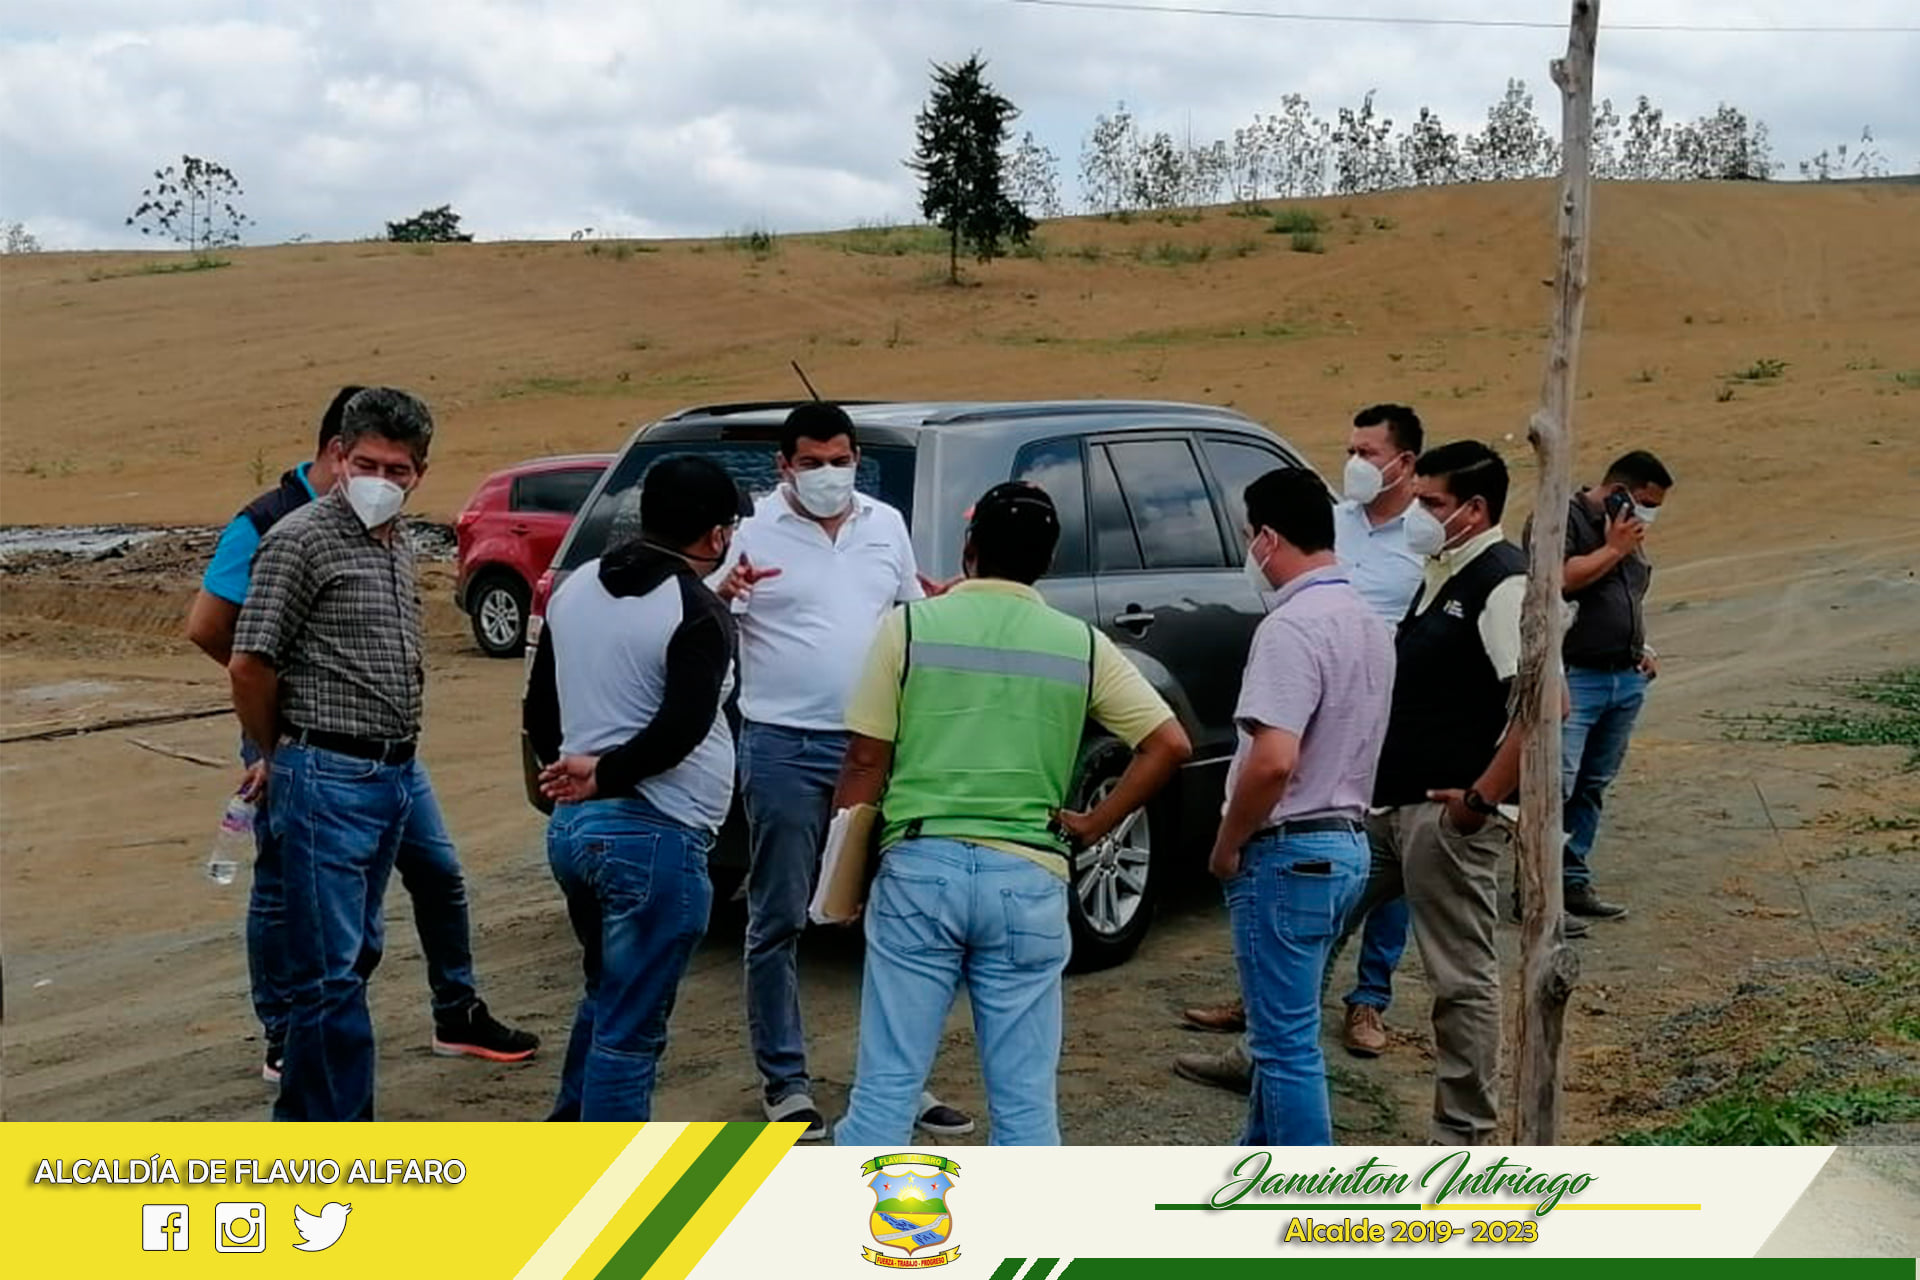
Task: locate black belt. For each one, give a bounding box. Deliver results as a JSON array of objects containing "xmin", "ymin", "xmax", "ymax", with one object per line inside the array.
[
  {"xmin": 1251, "ymin": 814, "xmax": 1365, "ymax": 841},
  {"xmin": 285, "ymin": 726, "xmax": 417, "ymax": 765},
  {"xmin": 1569, "ymin": 655, "xmax": 1640, "ymax": 672}
]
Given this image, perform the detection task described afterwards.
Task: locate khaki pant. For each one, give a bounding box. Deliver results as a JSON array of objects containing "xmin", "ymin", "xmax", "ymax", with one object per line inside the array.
[{"xmin": 1349, "ymin": 803, "xmax": 1508, "ymax": 1144}]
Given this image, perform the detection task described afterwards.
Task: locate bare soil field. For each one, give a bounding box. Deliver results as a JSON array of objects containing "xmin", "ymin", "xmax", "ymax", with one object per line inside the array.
[{"xmin": 1, "ymin": 181, "xmax": 1916, "ymax": 1139}]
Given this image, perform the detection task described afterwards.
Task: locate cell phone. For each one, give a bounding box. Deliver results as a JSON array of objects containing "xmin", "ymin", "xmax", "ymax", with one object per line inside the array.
[{"xmin": 1604, "ymin": 489, "xmax": 1632, "ymax": 520}]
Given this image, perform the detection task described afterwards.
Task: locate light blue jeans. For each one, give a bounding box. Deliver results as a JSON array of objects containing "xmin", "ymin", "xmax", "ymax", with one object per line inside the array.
[
  {"xmin": 1562, "ymin": 667, "xmax": 1649, "ymax": 890},
  {"xmin": 836, "ymin": 839, "xmax": 1071, "ymax": 1147},
  {"xmin": 1227, "ymin": 827, "xmax": 1369, "ymax": 1146}
]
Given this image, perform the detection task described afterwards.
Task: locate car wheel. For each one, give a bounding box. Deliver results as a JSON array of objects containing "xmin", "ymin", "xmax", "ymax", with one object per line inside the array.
[
  {"xmin": 1065, "ymin": 738, "xmax": 1163, "ymax": 973},
  {"xmin": 469, "ymin": 573, "xmax": 530, "ymax": 657}
]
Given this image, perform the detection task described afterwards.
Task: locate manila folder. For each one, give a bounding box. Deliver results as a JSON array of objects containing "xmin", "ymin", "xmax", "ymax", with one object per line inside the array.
[{"xmin": 809, "ymin": 803, "xmax": 880, "ymax": 925}]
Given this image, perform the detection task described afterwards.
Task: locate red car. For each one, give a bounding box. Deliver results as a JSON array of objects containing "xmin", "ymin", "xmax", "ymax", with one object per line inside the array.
[{"xmin": 454, "ymin": 454, "xmax": 612, "ymax": 656}]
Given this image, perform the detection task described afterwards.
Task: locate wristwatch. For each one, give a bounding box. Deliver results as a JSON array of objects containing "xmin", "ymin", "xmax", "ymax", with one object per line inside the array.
[{"xmin": 1463, "ymin": 788, "xmax": 1499, "ymax": 816}]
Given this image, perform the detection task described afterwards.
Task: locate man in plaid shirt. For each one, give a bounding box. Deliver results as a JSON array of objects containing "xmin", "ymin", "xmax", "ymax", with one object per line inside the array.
[{"xmin": 231, "ymin": 388, "xmax": 500, "ymax": 1121}]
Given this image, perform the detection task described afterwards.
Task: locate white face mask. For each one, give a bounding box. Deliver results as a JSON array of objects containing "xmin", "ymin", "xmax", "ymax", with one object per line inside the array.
[
  {"xmin": 1342, "ymin": 453, "xmax": 1404, "ymax": 505},
  {"xmin": 344, "ymin": 475, "xmax": 407, "ymax": 528},
  {"xmin": 1632, "ymin": 502, "xmax": 1660, "ymax": 525},
  {"xmin": 1242, "ymin": 531, "xmax": 1275, "ymax": 602},
  {"xmin": 1404, "ymin": 502, "xmax": 1470, "ymax": 558},
  {"xmin": 790, "ymin": 464, "xmax": 856, "ymax": 518}
]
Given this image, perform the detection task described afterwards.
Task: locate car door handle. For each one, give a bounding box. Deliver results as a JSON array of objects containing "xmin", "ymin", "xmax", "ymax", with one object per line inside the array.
[
  {"xmin": 1112, "ymin": 606, "xmax": 1155, "ymax": 633},
  {"xmin": 509, "ymin": 523, "xmax": 532, "ymax": 535}
]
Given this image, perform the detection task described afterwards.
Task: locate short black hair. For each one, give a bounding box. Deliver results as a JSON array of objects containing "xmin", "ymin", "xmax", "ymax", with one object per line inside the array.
[
  {"xmin": 318, "ymin": 384, "xmax": 367, "ymax": 450},
  {"xmin": 337, "ymin": 387, "xmax": 433, "ymax": 465},
  {"xmin": 968, "ymin": 481, "xmax": 1059, "ymax": 585},
  {"xmin": 1603, "ymin": 449, "xmax": 1674, "ymax": 491},
  {"xmin": 779, "ymin": 402, "xmax": 857, "ymax": 459},
  {"xmin": 641, "ymin": 454, "xmax": 741, "ymax": 547},
  {"xmin": 1415, "ymin": 440, "xmax": 1509, "ymax": 522},
  {"xmin": 1244, "ymin": 468, "xmax": 1334, "ymax": 555},
  {"xmin": 1353, "ymin": 403, "xmax": 1424, "ymax": 456}
]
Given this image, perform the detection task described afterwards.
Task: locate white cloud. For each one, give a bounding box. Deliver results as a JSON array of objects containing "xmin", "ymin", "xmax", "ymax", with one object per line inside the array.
[{"xmin": 0, "ymin": 0, "xmax": 1914, "ymax": 249}]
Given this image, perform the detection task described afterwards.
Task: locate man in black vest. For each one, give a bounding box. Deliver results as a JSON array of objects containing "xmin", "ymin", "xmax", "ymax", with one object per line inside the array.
[
  {"xmin": 1346, "ymin": 440, "xmax": 1538, "ymax": 1145},
  {"xmin": 186, "ymin": 387, "xmax": 536, "ymax": 1088}
]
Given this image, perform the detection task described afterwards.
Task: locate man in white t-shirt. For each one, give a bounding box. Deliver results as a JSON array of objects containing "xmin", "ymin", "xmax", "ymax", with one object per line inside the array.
[{"xmin": 712, "ymin": 403, "xmax": 972, "ymax": 1141}]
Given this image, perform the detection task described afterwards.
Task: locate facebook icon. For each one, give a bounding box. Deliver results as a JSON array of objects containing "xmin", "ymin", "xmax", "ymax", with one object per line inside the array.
[{"xmin": 142, "ymin": 1204, "xmax": 190, "ymax": 1251}]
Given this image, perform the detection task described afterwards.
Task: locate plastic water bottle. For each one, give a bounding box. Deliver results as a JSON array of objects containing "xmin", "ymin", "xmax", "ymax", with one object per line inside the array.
[{"xmin": 207, "ymin": 794, "xmax": 254, "ymax": 885}]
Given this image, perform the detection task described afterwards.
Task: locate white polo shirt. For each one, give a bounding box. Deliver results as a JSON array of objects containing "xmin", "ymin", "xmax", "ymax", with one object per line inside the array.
[
  {"xmin": 715, "ymin": 487, "xmax": 923, "ymax": 731},
  {"xmin": 1333, "ymin": 498, "xmax": 1424, "ymax": 624}
]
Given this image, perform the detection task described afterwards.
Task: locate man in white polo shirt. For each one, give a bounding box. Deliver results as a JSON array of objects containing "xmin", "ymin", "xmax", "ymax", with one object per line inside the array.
[{"xmin": 713, "ymin": 402, "xmax": 971, "ymax": 1141}]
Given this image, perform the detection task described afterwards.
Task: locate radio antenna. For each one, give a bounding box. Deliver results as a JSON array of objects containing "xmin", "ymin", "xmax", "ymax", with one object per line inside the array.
[{"xmin": 790, "ymin": 360, "xmax": 823, "ymax": 401}]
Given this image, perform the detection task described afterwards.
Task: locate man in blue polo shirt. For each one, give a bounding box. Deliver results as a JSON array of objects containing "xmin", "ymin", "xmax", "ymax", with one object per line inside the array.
[{"xmin": 185, "ymin": 386, "xmax": 536, "ymax": 1085}]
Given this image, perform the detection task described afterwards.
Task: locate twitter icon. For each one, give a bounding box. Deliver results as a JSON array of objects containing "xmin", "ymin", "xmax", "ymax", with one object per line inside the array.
[{"xmin": 292, "ymin": 1202, "xmax": 352, "ymax": 1252}]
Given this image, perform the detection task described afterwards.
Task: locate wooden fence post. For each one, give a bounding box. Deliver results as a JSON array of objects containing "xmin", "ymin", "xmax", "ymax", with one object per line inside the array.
[{"xmin": 1514, "ymin": 0, "xmax": 1600, "ymax": 1146}]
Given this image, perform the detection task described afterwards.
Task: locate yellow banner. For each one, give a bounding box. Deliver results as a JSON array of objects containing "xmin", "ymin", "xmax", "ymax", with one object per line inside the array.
[
  {"xmin": 858, "ymin": 1152, "xmax": 961, "ymax": 1176},
  {"xmin": 862, "ymin": 1244, "xmax": 961, "ymax": 1268}
]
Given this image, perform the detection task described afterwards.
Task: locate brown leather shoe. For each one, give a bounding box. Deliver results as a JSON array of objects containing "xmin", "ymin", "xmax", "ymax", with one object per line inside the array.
[
  {"xmin": 1181, "ymin": 999, "xmax": 1246, "ymax": 1033},
  {"xmin": 1173, "ymin": 1050, "xmax": 1253, "ymax": 1095},
  {"xmin": 1344, "ymin": 1004, "xmax": 1388, "ymax": 1058}
]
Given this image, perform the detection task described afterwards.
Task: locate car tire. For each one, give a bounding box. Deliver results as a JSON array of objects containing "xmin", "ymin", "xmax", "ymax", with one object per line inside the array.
[
  {"xmin": 469, "ymin": 572, "xmax": 531, "ymax": 657},
  {"xmin": 1065, "ymin": 737, "xmax": 1166, "ymax": 973}
]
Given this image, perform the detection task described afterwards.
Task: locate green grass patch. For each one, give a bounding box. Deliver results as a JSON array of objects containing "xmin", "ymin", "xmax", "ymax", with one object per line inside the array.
[
  {"xmin": 1269, "ymin": 207, "xmax": 1328, "ymax": 235},
  {"xmin": 1729, "ymin": 356, "xmax": 1789, "ymax": 381},
  {"xmin": 86, "ymin": 255, "xmax": 232, "ymax": 282},
  {"xmin": 1893, "ymin": 369, "xmax": 1920, "ymax": 388},
  {"xmin": 584, "ymin": 241, "xmax": 658, "ymax": 260},
  {"xmin": 832, "ymin": 221, "xmax": 948, "ymax": 256},
  {"xmin": 724, "ymin": 225, "xmax": 777, "ymax": 255},
  {"xmin": 1289, "ymin": 230, "xmax": 1325, "ymax": 254},
  {"xmin": 1067, "ymin": 243, "xmax": 1104, "ymax": 262},
  {"xmin": 1371, "ymin": 215, "xmax": 1397, "ymax": 231},
  {"xmin": 1228, "ymin": 204, "xmax": 1273, "ymax": 219},
  {"xmin": 1710, "ymin": 667, "xmax": 1920, "ymax": 765},
  {"xmin": 1135, "ymin": 241, "xmax": 1213, "ymax": 266},
  {"xmin": 1614, "ymin": 1086, "xmax": 1920, "ymax": 1145}
]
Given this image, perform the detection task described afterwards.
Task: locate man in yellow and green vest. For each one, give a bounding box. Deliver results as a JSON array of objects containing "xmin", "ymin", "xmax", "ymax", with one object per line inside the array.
[{"xmin": 831, "ymin": 481, "xmax": 1192, "ymax": 1145}]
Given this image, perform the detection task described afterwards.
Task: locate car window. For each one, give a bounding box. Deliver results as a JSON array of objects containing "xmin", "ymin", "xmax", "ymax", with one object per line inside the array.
[
  {"xmin": 1087, "ymin": 444, "xmax": 1142, "ymax": 572},
  {"xmin": 1011, "ymin": 437, "xmax": 1089, "ymax": 578},
  {"xmin": 1104, "ymin": 438, "xmax": 1228, "ymax": 569},
  {"xmin": 562, "ymin": 440, "xmax": 914, "ymax": 572},
  {"xmin": 513, "ymin": 467, "xmax": 604, "ymax": 516},
  {"xmin": 1200, "ymin": 436, "xmax": 1297, "ymax": 552}
]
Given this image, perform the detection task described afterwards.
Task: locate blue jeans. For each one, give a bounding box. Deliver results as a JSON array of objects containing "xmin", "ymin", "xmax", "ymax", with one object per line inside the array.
[
  {"xmin": 548, "ymin": 798, "xmax": 713, "ymax": 1122},
  {"xmin": 245, "ymin": 738, "xmax": 476, "ymax": 1048},
  {"xmin": 836, "ymin": 839, "xmax": 1071, "ymax": 1147},
  {"xmin": 266, "ymin": 743, "xmax": 412, "ymax": 1121},
  {"xmin": 739, "ymin": 721, "xmax": 847, "ymax": 1104},
  {"xmin": 1562, "ymin": 667, "xmax": 1649, "ymax": 890},
  {"xmin": 1227, "ymin": 828, "xmax": 1368, "ymax": 1146},
  {"xmin": 1342, "ymin": 894, "xmax": 1410, "ymax": 1012}
]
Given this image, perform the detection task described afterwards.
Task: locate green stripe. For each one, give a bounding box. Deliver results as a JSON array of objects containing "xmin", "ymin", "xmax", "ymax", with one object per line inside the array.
[
  {"xmin": 986, "ymin": 1262, "xmax": 1028, "ymax": 1280},
  {"xmin": 1025, "ymin": 1262, "xmax": 1063, "ymax": 1280},
  {"xmin": 1055, "ymin": 1263, "xmax": 1907, "ymax": 1279},
  {"xmin": 595, "ymin": 1123, "xmax": 765, "ymax": 1279}
]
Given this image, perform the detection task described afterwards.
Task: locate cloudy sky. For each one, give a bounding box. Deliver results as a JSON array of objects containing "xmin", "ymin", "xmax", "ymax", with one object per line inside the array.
[{"xmin": 2, "ymin": 0, "xmax": 1914, "ymax": 250}]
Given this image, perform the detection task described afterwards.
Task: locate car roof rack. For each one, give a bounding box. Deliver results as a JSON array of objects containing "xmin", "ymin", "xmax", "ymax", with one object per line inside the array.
[
  {"xmin": 920, "ymin": 401, "xmax": 1254, "ymax": 427},
  {"xmin": 661, "ymin": 399, "xmax": 889, "ymax": 421}
]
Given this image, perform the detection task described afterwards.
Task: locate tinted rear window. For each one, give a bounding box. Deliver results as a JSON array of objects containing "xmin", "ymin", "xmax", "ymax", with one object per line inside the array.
[
  {"xmin": 561, "ymin": 439, "xmax": 915, "ymax": 571},
  {"xmin": 513, "ymin": 467, "xmax": 604, "ymax": 515}
]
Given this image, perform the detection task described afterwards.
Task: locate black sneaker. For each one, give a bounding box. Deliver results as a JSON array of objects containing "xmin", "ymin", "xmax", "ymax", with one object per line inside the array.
[
  {"xmin": 432, "ymin": 1001, "xmax": 539, "ymax": 1062},
  {"xmin": 916, "ymin": 1092, "xmax": 976, "ymax": 1139},
  {"xmin": 764, "ymin": 1093, "xmax": 829, "ymax": 1141},
  {"xmin": 1565, "ymin": 886, "xmax": 1630, "ymax": 919},
  {"xmin": 263, "ymin": 1044, "xmax": 284, "ymax": 1086}
]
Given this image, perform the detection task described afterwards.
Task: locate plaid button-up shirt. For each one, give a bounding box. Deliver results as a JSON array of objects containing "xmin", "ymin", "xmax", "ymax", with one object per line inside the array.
[{"xmin": 234, "ymin": 489, "xmax": 425, "ymax": 741}]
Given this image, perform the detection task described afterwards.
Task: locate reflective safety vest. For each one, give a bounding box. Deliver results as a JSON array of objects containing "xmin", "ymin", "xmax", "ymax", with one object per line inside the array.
[{"xmin": 880, "ymin": 588, "xmax": 1094, "ymax": 855}]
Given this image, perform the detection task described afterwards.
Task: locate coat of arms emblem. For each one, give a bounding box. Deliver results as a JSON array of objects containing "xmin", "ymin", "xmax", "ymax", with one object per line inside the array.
[{"xmin": 860, "ymin": 1153, "xmax": 961, "ymax": 1268}]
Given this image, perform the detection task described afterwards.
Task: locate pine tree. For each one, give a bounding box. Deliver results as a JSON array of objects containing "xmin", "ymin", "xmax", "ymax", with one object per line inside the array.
[{"xmin": 908, "ymin": 54, "xmax": 1034, "ymax": 284}]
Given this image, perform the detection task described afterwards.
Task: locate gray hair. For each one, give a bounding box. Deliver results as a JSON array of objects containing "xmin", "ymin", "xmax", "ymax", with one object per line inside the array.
[{"xmin": 338, "ymin": 387, "xmax": 434, "ymax": 464}]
